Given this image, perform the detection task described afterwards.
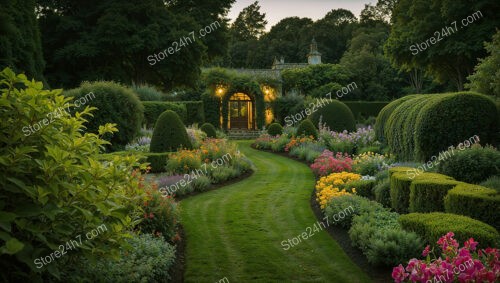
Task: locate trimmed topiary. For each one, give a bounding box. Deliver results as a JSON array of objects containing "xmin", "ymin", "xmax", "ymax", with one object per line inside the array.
[
  {"xmin": 200, "ymin": 122, "xmax": 217, "ymax": 138},
  {"xmin": 375, "ymin": 95, "xmax": 417, "ymax": 143},
  {"xmin": 399, "ymin": 212, "xmax": 499, "ymax": 248},
  {"xmin": 437, "ymin": 145, "xmax": 500, "ymax": 184},
  {"xmin": 409, "ymin": 178, "xmax": 460, "ymax": 213},
  {"xmin": 142, "ymin": 102, "xmax": 187, "ymax": 128},
  {"xmin": 296, "ymin": 119, "xmax": 318, "ymax": 139},
  {"xmin": 444, "ymin": 183, "xmax": 500, "ymax": 230},
  {"xmin": 267, "ymin": 123, "xmax": 283, "ymax": 136},
  {"xmin": 150, "ymin": 110, "xmax": 192, "ymax": 152},
  {"xmin": 64, "ymin": 81, "xmax": 144, "ymax": 151},
  {"xmin": 414, "ymin": 92, "xmax": 498, "ymax": 161},
  {"xmin": 347, "ymin": 179, "xmax": 376, "ymax": 198},
  {"xmin": 309, "ymin": 100, "xmax": 356, "ymax": 132},
  {"xmin": 374, "ymin": 178, "xmax": 391, "ymax": 207}
]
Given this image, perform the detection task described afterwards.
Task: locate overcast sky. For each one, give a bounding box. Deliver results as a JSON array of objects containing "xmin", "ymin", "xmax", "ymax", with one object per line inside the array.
[{"xmin": 228, "ymin": 0, "xmax": 375, "ymax": 29}]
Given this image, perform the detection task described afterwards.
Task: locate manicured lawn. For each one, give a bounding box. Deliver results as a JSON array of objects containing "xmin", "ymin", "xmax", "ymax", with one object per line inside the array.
[{"xmin": 181, "ymin": 141, "xmax": 372, "ymax": 282}]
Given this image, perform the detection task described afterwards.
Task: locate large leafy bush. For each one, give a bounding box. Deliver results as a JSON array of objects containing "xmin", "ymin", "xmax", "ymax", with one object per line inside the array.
[
  {"xmin": 0, "ymin": 68, "xmax": 145, "ymax": 281},
  {"xmin": 309, "ymin": 100, "xmax": 356, "ymax": 132},
  {"xmin": 64, "ymin": 81, "xmax": 144, "ymax": 151}
]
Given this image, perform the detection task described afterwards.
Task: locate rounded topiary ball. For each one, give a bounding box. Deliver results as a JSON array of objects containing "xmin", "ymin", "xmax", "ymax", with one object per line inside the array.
[
  {"xmin": 150, "ymin": 110, "xmax": 192, "ymax": 152},
  {"xmin": 200, "ymin": 122, "xmax": 217, "ymax": 138},
  {"xmin": 309, "ymin": 100, "xmax": 356, "ymax": 132},
  {"xmin": 64, "ymin": 81, "xmax": 143, "ymax": 151},
  {"xmin": 296, "ymin": 119, "xmax": 318, "ymax": 139},
  {"xmin": 267, "ymin": 123, "xmax": 283, "ymax": 136}
]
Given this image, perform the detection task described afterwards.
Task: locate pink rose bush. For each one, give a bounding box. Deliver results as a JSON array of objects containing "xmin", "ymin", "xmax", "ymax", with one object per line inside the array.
[
  {"xmin": 392, "ymin": 232, "xmax": 499, "ymax": 283},
  {"xmin": 310, "ymin": 150, "xmax": 353, "ymax": 177}
]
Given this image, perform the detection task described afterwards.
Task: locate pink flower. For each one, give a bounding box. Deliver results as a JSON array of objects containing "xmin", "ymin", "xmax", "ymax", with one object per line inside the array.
[
  {"xmin": 422, "ymin": 245, "xmax": 431, "ymax": 257},
  {"xmin": 392, "ymin": 264, "xmax": 408, "ymax": 283},
  {"xmin": 464, "ymin": 238, "xmax": 478, "ymax": 251}
]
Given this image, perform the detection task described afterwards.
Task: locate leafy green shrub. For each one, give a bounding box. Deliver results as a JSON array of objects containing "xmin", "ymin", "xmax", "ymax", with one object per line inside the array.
[
  {"xmin": 437, "ymin": 145, "xmax": 500, "ymax": 184},
  {"xmin": 349, "ymin": 210, "xmax": 423, "ymax": 266},
  {"xmin": 375, "ymin": 95, "xmax": 417, "ymax": 143},
  {"xmin": 132, "ymin": 84, "xmax": 165, "ymax": 101},
  {"xmin": 347, "ymin": 180, "xmax": 376, "ymax": 198},
  {"xmin": 65, "ymin": 81, "xmax": 144, "ymax": 151},
  {"xmin": 409, "ymin": 178, "xmax": 460, "ymax": 213},
  {"xmin": 0, "ymin": 68, "xmax": 146, "ymax": 281},
  {"xmin": 200, "ymin": 123, "xmax": 217, "ymax": 138},
  {"xmin": 76, "ymin": 234, "xmax": 175, "ymax": 282},
  {"xmin": 324, "ymin": 195, "xmax": 385, "ymax": 229},
  {"xmin": 272, "ymin": 94, "xmax": 305, "ymax": 125},
  {"xmin": 309, "ymin": 100, "xmax": 356, "ymax": 132},
  {"xmin": 399, "ymin": 212, "xmax": 499, "ymax": 248},
  {"xmin": 267, "ymin": 123, "xmax": 284, "ymax": 136},
  {"xmin": 138, "ymin": 188, "xmax": 179, "ymax": 241},
  {"xmin": 414, "ymin": 92, "xmax": 498, "ymax": 161},
  {"xmin": 192, "ymin": 175, "xmax": 212, "ymax": 192},
  {"xmin": 210, "ymin": 166, "xmax": 237, "ymax": 183},
  {"xmin": 480, "ymin": 175, "xmax": 500, "ymax": 192},
  {"xmin": 374, "ymin": 178, "xmax": 391, "ymax": 207},
  {"xmin": 296, "ymin": 119, "xmax": 318, "ymax": 139},
  {"xmin": 444, "ymin": 183, "xmax": 500, "ymax": 230},
  {"xmin": 150, "ymin": 110, "xmax": 192, "ymax": 152},
  {"xmin": 271, "ymin": 135, "xmax": 290, "ymax": 152},
  {"xmin": 142, "ymin": 102, "xmax": 187, "ymax": 128}
]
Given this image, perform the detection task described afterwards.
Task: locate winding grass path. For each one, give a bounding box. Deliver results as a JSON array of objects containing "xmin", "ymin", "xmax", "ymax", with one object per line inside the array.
[{"xmin": 180, "ymin": 141, "xmax": 371, "ymax": 282}]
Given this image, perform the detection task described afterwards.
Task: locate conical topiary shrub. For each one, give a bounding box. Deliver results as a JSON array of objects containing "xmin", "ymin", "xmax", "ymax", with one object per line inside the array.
[
  {"xmin": 150, "ymin": 110, "xmax": 192, "ymax": 152},
  {"xmin": 200, "ymin": 122, "xmax": 217, "ymax": 138},
  {"xmin": 296, "ymin": 119, "xmax": 318, "ymax": 139}
]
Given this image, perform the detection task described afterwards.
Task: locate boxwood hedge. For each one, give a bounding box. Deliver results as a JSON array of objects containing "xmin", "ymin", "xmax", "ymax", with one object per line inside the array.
[
  {"xmin": 399, "ymin": 212, "xmax": 499, "ymax": 248},
  {"xmin": 409, "ymin": 178, "xmax": 460, "ymax": 213},
  {"xmin": 375, "ymin": 95, "xmax": 417, "ymax": 143},
  {"xmin": 142, "ymin": 102, "xmax": 187, "ymax": 128}
]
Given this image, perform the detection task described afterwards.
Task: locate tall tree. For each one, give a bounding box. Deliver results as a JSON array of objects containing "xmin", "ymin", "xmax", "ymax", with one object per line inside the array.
[
  {"xmin": 385, "ymin": 0, "xmax": 500, "ymax": 90},
  {"xmin": 466, "ymin": 30, "xmax": 500, "ymax": 97},
  {"xmin": 0, "ymin": 0, "xmax": 45, "ymax": 82},
  {"xmin": 230, "ymin": 1, "xmax": 267, "ymax": 41}
]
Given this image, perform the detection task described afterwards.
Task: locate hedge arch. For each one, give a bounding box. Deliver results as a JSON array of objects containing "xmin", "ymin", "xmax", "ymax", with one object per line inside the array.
[{"xmin": 221, "ymin": 76, "xmax": 265, "ymax": 130}]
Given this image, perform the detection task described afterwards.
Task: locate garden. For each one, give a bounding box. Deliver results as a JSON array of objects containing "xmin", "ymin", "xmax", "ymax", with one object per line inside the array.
[{"xmin": 1, "ymin": 0, "xmax": 500, "ymax": 282}]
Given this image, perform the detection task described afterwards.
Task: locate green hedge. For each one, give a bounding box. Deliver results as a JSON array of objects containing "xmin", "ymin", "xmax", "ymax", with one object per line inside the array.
[
  {"xmin": 309, "ymin": 100, "xmax": 356, "ymax": 132},
  {"xmin": 181, "ymin": 101, "xmax": 204, "ymax": 125},
  {"xmin": 390, "ymin": 172, "xmax": 414, "ymax": 214},
  {"xmin": 145, "ymin": 152, "xmax": 171, "ymax": 173},
  {"xmin": 142, "ymin": 102, "xmax": 187, "ymax": 128},
  {"xmin": 202, "ymin": 92, "xmax": 221, "ymax": 128},
  {"xmin": 344, "ymin": 101, "xmax": 389, "ymax": 121},
  {"xmin": 444, "ymin": 183, "xmax": 500, "ymax": 230},
  {"xmin": 375, "ymin": 95, "xmax": 417, "ymax": 143},
  {"xmin": 414, "ymin": 92, "xmax": 498, "ymax": 161},
  {"xmin": 409, "ymin": 178, "xmax": 460, "ymax": 213},
  {"xmin": 399, "ymin": 212, "xmax": 499, "ymax": 248},
  {"xmin": 348, "ymin": 179, "xmax": 376, "ymax": 198}
]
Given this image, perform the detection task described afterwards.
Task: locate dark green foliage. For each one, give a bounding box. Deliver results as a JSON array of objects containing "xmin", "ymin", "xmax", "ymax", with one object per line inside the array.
[
  {"xmin": 444, "ymin": 184, "xmax": 500, "ymax": 230},
  {"xmin": 150, "ymin": 110, "xmax": 192, "ymax": 152},
  {"xmin": 200, "ymin": 123, "xmax": 217, "ymax": 138},
  {"xmin": 0, "ymin": 0, "xmax": 45, "ymax": 83},
  {"xmin": 343, "ymin": 101, "xmax": 389, "ymax": 122},
  {"xmin": 375, "ymin": 95, "xmax": 417, "ymax": 143},
  {"xmin": 480, "ymin": 176, "xmax": 500, "ymax": 192},
  {"xmin": 142, "ymin": 102, "xmax": 187, "ymax": 128},
  {"xmin": 399, "ymin": 213, "xmax": 500, "ymax": 248},
  {"xmin": 182, "ymin": 101, "xmax": 205, "ymax": 125},
  {"xmin": 374, "ymin": 178, "xmax": 391, "ymax": 207},
  {"xmin": 296, "ymin": 119, "xmax": 318, "ymax": 139},
  {"xmin": 437, "ymin": 145, "xmax": 500, "ymax": 184},
  {"xmin": 324, "ymin": 195, "xmax": 386, "ymax": 229},
  {"xmin": 409, "ymin": 178, "xmax": 460, "ymax": 213},
  {"xmin": 65, "ymin": 81, "xmax": 143, "ymax": 151},
  {"xmin": 267, "ymin": 123, "xmax": 283, "ymax": 136},
  {"xmin": 132, "ymin": 85, "xmax": 165, "ymax": 101},
  {"xmin": 145, "ymin": 153, "xmax": 171, "ymax": 173},
  {"xmin": 349, "ymin": 210, "xmax": 423, "ymax": 266},
  {"xmin": 76, "ymin": 234, "xmax": 176, "ymax": 282},
  {"xmin": 272, "ymin": 94, "xmax": 305, "ymax": 125},
  {"xmin": 202, "ymin": 92, "xmax": 221, "ymax": 128},
  {"xmin": 414, "ymin": 92, "xmax": 498, "ymax": 161},
  {"xmin": 309, "ymin": 100, "xmax": 356, "ymax": 132},
  {"xmin": 348, "ymin": 180, "xmax": 376, "ymax": 198}
]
